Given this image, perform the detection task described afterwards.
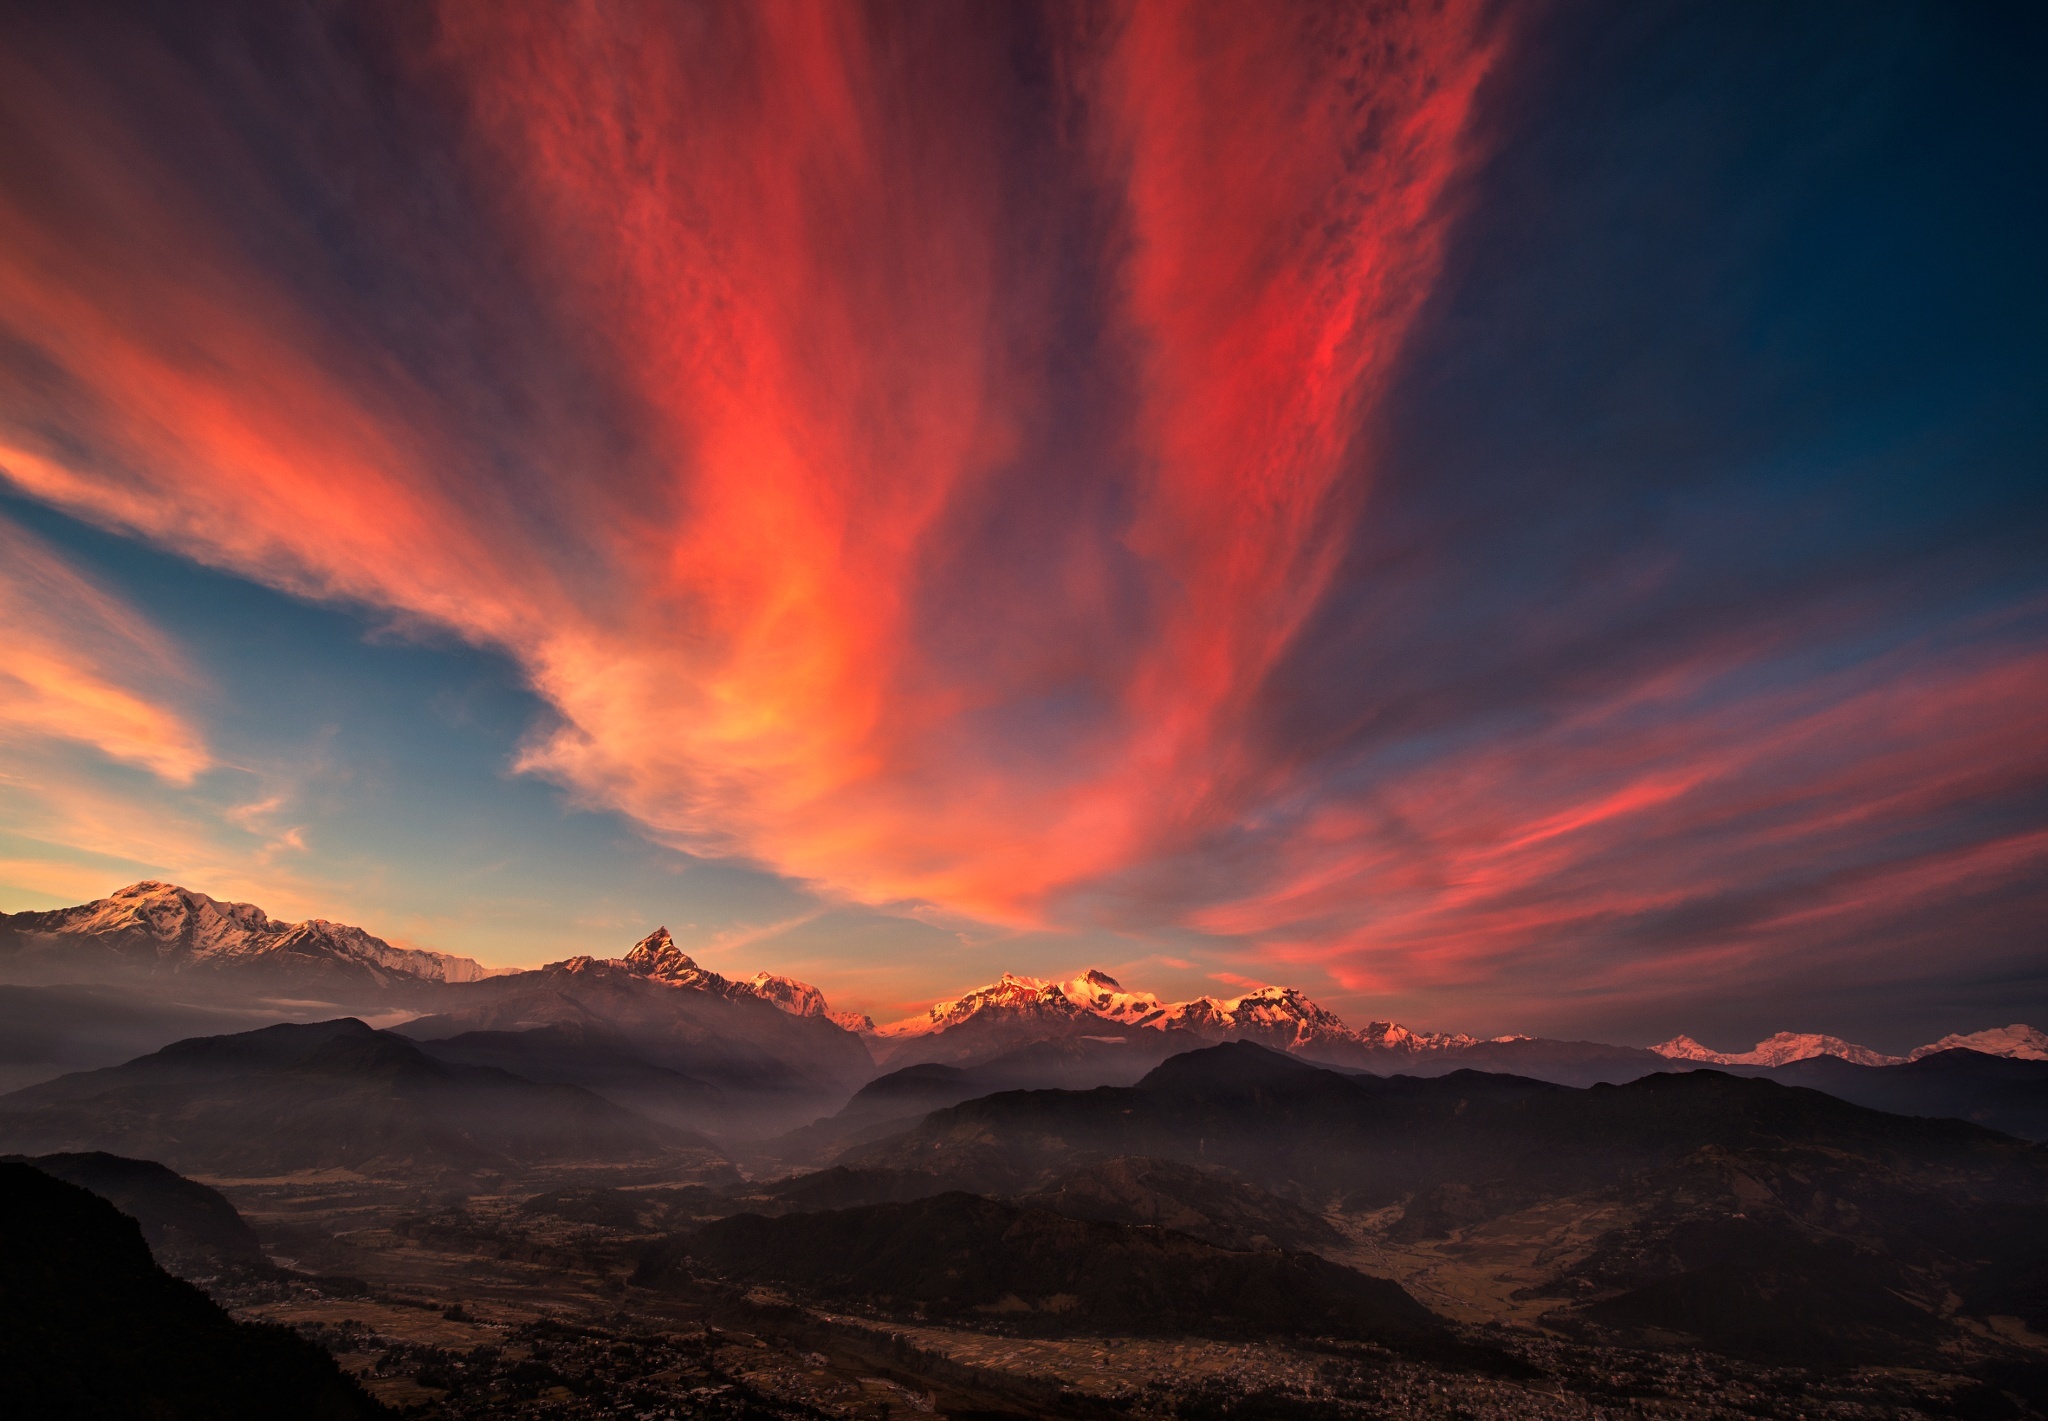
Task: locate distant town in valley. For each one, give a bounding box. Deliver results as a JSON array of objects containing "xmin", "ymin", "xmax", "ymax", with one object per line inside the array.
[{"xmin": 4, "ymin": 883, "xmax": 2046, "ymax": 1418}]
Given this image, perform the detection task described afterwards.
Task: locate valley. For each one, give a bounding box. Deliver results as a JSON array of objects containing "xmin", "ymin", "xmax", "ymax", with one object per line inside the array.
[
  {"xmin": 191, "ymin": 1165, "xmax": 2041, "ymax": 1420},
  {"xmin": 4, "ymin": 10, "xmax": 2042, "ymax": 1416},
  {"xmin": 4, "ymin": 884, "xmax": 2046, "ymax": 1418}
]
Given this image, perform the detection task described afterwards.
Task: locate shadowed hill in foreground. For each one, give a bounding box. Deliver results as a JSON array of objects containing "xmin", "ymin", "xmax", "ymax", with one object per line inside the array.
[
  {"xmin": 0, "ymin": 1162, "xmax": 387, "ymax": 1418},
  {"xmin": 709, "ymin": 1156, "xmax": 1345, "ymax": 1255},
  {"xmin": 855, "ymin": 1041, "xmax": 2045, "ymax": 1207},
  {"xmin": 5, "ymin": 1150, "xmax": 270, "ymax": 1277},
  {"xmin": 1014, "ymin": 1155, "xmax": 1347, "ymax": 1253},
  {"xmin": 848, "ymin": 1042, "xmax": 2048, "ymax": 1363},
  {"xmin": 1709, "ymin": 1048, "xmax": 2048, "ymax": 1142},
  {"xmin": 0, "ymin": 1018, "xmax": 709, "ymax": 1177},
  {"xmin": 638, "ymin": 1190, "xmax": 1483, "ymax": 1358}
]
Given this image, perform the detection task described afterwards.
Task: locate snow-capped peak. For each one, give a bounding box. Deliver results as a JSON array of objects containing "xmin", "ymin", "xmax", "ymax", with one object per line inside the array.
[
  {"xmin": 619, "ymin": 926, "xmax": 726, "ymax": 990},
  {"xmin": 873, "ymin": 972, "xmax": 1081, "ymax": 1038},
  {"xmin": 1, "ymin": 881, "xmax": 500, "ymax": 984},
  {"xmin": 1908, "ymin": 1023, "xmax": 2047, "ymax": 1061},
  {"xmin": 1354, "ymin": 1018, "xmax": 1484, "ymax": 1053},
  {"xmin": 1654, "ymin": 1023, "xmax": 2048, "ymax": 1068},
  {"xmin": 743, "ymin": 970, "xmax": 828, "ymax": 1018},
  {"xmin": 1652, "ymin": 1031, "xmax": 1902, "ymax": 1068},
  {"xmin": 870, "ymin": 967, "xmax": 1474, "ymax": 1057},
  {"xmin": 605, "ymin": 928, "xmax": 863, "ymax": 1030},
  {"xmin": 1050, "ymin": 968, "xmax": 1167, "ymax": 1025}
]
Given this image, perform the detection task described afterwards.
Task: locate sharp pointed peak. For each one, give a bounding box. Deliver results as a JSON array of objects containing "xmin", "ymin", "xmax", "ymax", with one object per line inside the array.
[{"xmin": 624, "ymin": 926, "xmax": 695, "ymax": 966}]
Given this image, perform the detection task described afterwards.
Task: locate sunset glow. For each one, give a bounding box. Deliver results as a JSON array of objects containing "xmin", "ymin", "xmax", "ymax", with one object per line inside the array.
[{"xmin": 0, "ymin": 0, "xmax": 2041, "ymax": 1045}]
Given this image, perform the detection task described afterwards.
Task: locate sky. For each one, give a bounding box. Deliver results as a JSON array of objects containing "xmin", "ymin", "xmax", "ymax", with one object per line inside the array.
[{"xmin": 0, "ymin": 0, "xmax": 2042, "ymax": 1051}]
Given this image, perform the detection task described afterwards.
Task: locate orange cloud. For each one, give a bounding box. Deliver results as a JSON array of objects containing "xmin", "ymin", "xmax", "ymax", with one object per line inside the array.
[
  {"xmin": 0, "ymin": 515, "xmax": 209, "ymax": 783},
  {"xmin": 1, "ymin": 0, "xmax": 2037, "ymax": 1028},
  {"xmin": 0, "ymin": 2, "xmax": 1499, "ymax": 924},
  {"xmin": 1211, "ymin": 626, "xmax": 2048, "ymax": 1012}
]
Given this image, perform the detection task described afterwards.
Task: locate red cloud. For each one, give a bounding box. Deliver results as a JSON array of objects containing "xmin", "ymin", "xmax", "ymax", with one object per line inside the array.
[
  {"xmin": 0, "ymin": 2, "xmax": 1498, "ymax": 924},
  {"xmin": 0, "ymin": 513, "xmax": 210, "ymax": 784},
  {"xmin": 2, "ymin": 0, "xmax": 2038, "ymax": 1023}
]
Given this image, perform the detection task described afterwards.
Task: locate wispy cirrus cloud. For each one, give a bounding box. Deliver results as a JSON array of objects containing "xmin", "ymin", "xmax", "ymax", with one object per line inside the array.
[
  {"xmin": 0, "ymin": 0, "xmax": 2042, "ymax": 1038},
  {"xmin": 0, "ymin": 1, "xmax": 1499, "ymax": 917},
  {"xmin": 0, "ymin": 514, "xmax": 209, "ymax": 783}
]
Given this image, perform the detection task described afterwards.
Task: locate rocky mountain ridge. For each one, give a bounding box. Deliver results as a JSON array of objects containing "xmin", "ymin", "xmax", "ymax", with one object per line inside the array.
[
  {"xmin": 1654, "ymin": 1022, "xmax": 2048, "ymax": 1068},
  {"xmin": 7, "ymin": 886, "xmax": 2040, "ymax": 1079},
  {"xmin": 570, "ymin": 926, "xmax": 872, "ymax": 1031},
  {"xmin": 0, "ymin": 881, "xmax": 497, "ymax": 989},
  {"xmin": 1653, "ymin": 1031, "xmax": 1903, "ymax": 1068},
  {"xmin": 872, "ymin": 967, "xmax": 2047, "ymax": 1076},
  {"xmin": 872, "ymin": 966, "xmax": 1503, "ymax": 1059}
]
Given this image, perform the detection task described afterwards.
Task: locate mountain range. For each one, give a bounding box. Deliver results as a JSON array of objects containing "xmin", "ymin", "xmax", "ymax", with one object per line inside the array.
[
  {"xmin": 830, "ymin": 1041, "xmax": 2048, "ymax": 1363},
  {"xmin": 0, "ymin": 881, "xmax": 499, "ymax": 995},
  {"xmin": 394, "ymin": 940, "xmax": 876, "ymax": 1136},
  {"xmin": 1653, "ymin": 1023, "xmax": 2048, "ymax": 1067},
  {"xmin": 3, "ymin": 951, "xmax": 2044, "ymax": 1385},
  {"xmin": 4, "ymin": 884, "xmax": 2044, "ymax": 1134},
  {"xmin": 864, "ymin": 967, "xmax": 1499, "ymax": 1068},
  {"xmin": 866, "ymin": 968, "xmax": 2048, "ymax": 1077}
]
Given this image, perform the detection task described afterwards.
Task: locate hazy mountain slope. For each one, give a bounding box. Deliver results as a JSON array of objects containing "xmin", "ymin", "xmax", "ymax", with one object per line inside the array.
[
  {"xmin": 0, "ymin": 1018, "xmax": 696, "ymax": 1176},
  {"xmin": 638, "ymin": 1191, "xmax": 1452, "ymax": 1348},
  {"xmin": 757, "ymin": 1034, "xmax": 1201, "ymax": 1167},
  {"xmin": 1349, "ymin": 1037, "xmax": 1673, "ymax": 1088},
  {"xmin": 7, "ymin": 1150, "xmax": 270, "ymax": 1277},
  {"xmin": 1532, "ymin": 1139, "xmax": 2048, "ymax": 1361},
  {"xmin": 849, "ymin": 1043, "xmax": 1543, "ymax": 1201},
  {"xmin": 0, "ymin": 1162, "xmax": 387, "ymax": 1418},
  {"xmin": 401, "ymin": 954, "xmax": 873, "ymax": 1136},
  {"xmin": 0, "ymin": 884, "xmax": 878, "ymax": 1145},
  {"xmin": 1713, "ymin": 1048, "xmax": 2048, "ymax": 1141},
  {"xmin": 855, "ymin": 1043, "xmax": 2043, "ymax": 1213},
  {"xmin": 846, "ymin": 1043, "xmax": 2048, "ymax": 1363},
  {"xmin": 0, "ymin": 982, "xmax": 310, "ymax": 1095},
  {"xmin": 413, "ymin": 1023, "xmax": 725, "ymax": 1135}
]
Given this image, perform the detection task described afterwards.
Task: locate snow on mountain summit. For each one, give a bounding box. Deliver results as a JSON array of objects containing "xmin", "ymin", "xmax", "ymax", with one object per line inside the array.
[
  {"xmin": 1654, "ymin": 1024, "xmax": 2048, "ymax": 1068},
  {"xmin": 605, "ymin": 925, "xmax": 861, "ymax": 1027},
  {"xmin": 0, "ymin": 880, "xmax": 501, "ymax": 985},
  {"xmin": 1909, "ymin": 1023, "xmax": 2048, "ymax": 1061},
  {"xmin": 871, "ymin": 967, "xmax": 1474, "ymax": 1057},
  {"xmin": 1652, "ymin": 1031, "xmax": 1902, "ymax": 1068},
  {"xmin": 873, "ymin": 972, "xmax": 1087, "ymax": 1039},
  {"xmin": 744, "ymin": 970, "xmax": 830, "ymax": 1018},
  {"xmin": 618, "ymin": 926, "xmax": 728, "ymax": 991}
]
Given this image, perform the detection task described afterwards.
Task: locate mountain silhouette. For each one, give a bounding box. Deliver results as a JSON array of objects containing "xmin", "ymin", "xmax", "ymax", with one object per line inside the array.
[
  {"xmin": 0, "ymin": 1161, "xmax": 386, "ymax": 1418},
  {"xmin": 0, "ymin": 1017, "xmax": 698, "ymax": 1176}
]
